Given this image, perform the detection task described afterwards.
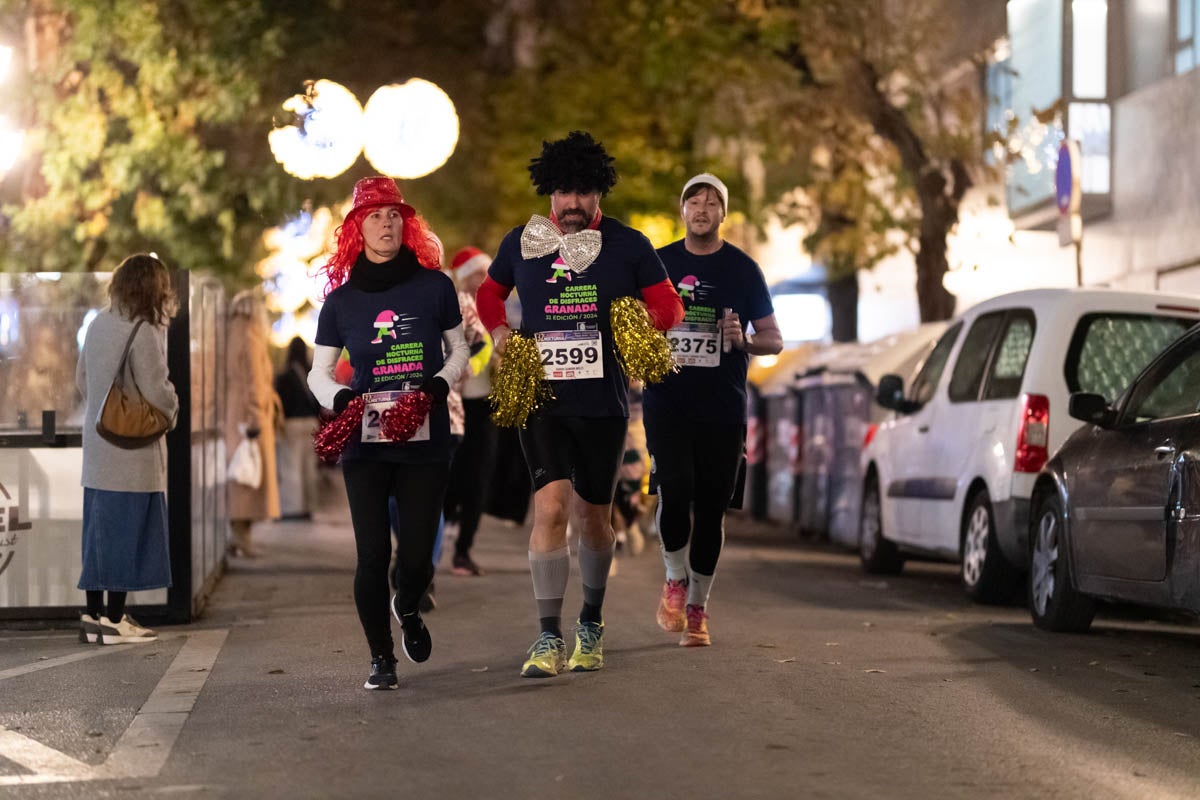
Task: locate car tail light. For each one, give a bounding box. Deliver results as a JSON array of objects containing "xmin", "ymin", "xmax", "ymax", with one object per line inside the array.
[
  {"xmin": 863, "ymin": 423, "xmax": 878, "ymax": 449},
  {"xmin": 1014, "ymin": 393, "xmax": 1050, "ymax": 473}
]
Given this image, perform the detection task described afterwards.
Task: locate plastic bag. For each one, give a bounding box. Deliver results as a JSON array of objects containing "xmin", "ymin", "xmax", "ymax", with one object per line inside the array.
[{"xmin": 228, "ymin": 436, "xmax": 262, "ymax": 489}]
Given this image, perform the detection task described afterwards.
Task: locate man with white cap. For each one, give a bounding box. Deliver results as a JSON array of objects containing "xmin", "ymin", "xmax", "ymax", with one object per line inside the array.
[{"xmin": 642, "ymin": 173, "xmax": 782, "ymax": 646}]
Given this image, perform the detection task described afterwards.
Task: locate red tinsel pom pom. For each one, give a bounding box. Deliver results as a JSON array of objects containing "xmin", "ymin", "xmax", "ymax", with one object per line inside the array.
[
  {"xmin": 380, "ymin": 392, "xmax": 432, "ymax": 442},
  {"xmin": 313, "ymin": 396, "xmax": 365, "ymax": 464}
]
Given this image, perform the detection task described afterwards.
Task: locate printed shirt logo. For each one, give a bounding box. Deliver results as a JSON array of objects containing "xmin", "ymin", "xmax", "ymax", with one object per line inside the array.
[
  {"xmin": 677, "ymin": 275, "xmax": 701, "ymax": 302},
  {"xmin": 369, "ymin": 309, "xmax": 425, "ymax": 383},
  {"xmin": 371, "ymin": 310, "xmax": 400, "ymax": 343},
  {"xmin": 546, "ymin": 257, "xmax": 573, "ymax": 284}
]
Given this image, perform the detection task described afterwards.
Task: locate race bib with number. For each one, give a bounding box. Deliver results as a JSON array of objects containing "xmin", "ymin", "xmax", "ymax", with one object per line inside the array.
[
  {"xmin": 535, "ymin": 330, "xmax": 603, "ymax": 380},
  {"xmin": 667, "ymin": 322, "xmax": 721, "ymax": 368},
  {"xmin": 361, "ymin": 389, "xmax": 431, "ymax": 444}
]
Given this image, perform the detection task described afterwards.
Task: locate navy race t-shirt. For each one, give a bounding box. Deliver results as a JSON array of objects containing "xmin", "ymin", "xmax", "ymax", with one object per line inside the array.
[
  {"xmin": 642, "ymin": 240, "xmax": 774, "ymax": 424},
  {"xmin": 489, "ymin": 215, "xmax": 669, "ymax": 418},
  {"xmin": 315, "ymin": 268, "xmax": 462, "ymax": 463}
]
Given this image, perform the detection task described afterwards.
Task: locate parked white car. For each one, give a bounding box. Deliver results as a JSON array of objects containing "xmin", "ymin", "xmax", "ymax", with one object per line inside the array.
[{"xmin": 859, "ymin": 288, "xmax": 1200, "ymax": 602}]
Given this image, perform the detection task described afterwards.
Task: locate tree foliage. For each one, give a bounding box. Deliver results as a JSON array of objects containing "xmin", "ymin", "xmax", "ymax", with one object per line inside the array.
[
  {"xmin": 0, "ymin": 0, "xmax": 993, "ymax": 327},
  {"xmin": 0, "ymin": 0, "xmax": 294, "ymax": 274}
]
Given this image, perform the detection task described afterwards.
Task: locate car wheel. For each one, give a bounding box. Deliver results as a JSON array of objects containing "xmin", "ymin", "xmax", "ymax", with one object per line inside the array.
[
  {"xmin": 1028, "ymin": 491, "xmax": 1095, "ymax": 633},
  {"xmin": 860, "ymin": 474, "xmax": 903, "ymax": 574},
  {"xmin": 960, "ymin": 489, "xmax": 1020, "ymax": 604}
]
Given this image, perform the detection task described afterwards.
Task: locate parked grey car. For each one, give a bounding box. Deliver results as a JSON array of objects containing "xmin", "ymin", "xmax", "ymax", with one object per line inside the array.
[{"xmin": 1029, "ymin": 323, "xmax": 1200, "ymax": 632}]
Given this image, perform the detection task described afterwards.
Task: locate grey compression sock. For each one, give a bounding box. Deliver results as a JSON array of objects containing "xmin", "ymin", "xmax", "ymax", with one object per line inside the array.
[
  {"xmin": 577, "ymin": 540, "xmax": 614, "ymax": 624},
  {"xmin": 530, "ymin": 546, "xmax": 571, "ymax": 627}
]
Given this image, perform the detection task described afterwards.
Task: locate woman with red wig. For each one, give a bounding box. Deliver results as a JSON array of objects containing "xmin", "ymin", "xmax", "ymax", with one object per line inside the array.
[{"xmin": 307, "ymin": 176, "xmax": 468, "ymax": 690}]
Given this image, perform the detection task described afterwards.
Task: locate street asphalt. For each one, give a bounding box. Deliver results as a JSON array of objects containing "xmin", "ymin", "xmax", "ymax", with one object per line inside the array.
[{"xmin": 2, "ymin": 478, "xmax": 1200, "ymax": 799}]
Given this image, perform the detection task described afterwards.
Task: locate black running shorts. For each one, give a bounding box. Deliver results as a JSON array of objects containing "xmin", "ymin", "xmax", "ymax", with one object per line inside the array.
[{"xmin": 518, "ymin": 415, "xmax": 628, "ymax": 505}]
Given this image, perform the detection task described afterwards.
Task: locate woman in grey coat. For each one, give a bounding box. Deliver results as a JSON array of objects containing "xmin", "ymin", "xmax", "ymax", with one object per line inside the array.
[{"xmin": 76, "ymin": 254, "xmax": 179, "ymax": 644}]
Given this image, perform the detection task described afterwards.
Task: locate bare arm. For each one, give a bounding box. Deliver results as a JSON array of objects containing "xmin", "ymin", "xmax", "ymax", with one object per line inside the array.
[{"xmin": 720, "ymin": 312, "xmax": 784, "ymax": 356}]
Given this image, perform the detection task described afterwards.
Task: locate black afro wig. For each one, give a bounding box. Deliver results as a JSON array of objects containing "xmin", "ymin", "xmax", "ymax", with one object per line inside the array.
[{"xmin": 528, "ymin": 131, "xmax": 618, "ymax": 196}]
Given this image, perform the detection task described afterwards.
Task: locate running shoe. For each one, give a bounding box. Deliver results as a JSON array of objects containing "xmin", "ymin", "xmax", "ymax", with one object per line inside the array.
[
  {"xmin": 451, "ymin": 553, "xmax": 484, "ymax": 577},
  {"xmin": 79, "ymin": 613, "xmax": 102, "ymax": 644},
  {"xmin": 364, "ymin": 655, "xmax": 398, "ymax": 690},
  {"xmin": 568, "ymin": 620, "xmax": 604, "ymax": 672},
  {"xmin": 656, "ymin": 578, "xmax": 687, "ymax": 632},
  {"xmin": 97, "ymin": 615, "xmax": 157, "ymax": 644},
  {"xmin": 680, "ymin": 604, "xmax": 710, "ymax": 647},
  {"xmin": 399, "ymin": 611, "xmax": 432, "ymax": 664},
  {"xmin": 520, "ymin": 631, "xmax": 567, "ymax": 678}
]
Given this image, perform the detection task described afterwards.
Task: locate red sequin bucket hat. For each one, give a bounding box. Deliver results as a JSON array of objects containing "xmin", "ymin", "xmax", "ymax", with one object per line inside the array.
[{"xmin": 349, "ymin": 176, "xmax": 415, "ymax": 219}]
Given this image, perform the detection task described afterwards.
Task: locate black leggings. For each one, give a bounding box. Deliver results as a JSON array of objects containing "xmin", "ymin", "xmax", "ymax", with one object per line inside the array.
[
  {"xmin": 444, "ymin": 398, "xmax": 497, "ymax": 556},
  {"xmin": 343, "ymin": 459, "xmax": 450, "ymax": 658},
  {"xmin": 645, "ymin": 415, "xmax": 744, "ymax": 575}
]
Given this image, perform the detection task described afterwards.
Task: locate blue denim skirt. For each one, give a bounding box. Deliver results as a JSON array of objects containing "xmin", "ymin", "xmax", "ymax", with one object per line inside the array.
[{"xmin": 78, "ymin": 488, "xmax": 172, "ymax": 592}]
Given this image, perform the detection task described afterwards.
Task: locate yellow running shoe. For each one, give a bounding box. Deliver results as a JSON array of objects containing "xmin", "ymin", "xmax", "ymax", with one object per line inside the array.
[
  {"xmin": 521, "ymin": 632, "xmax": 567, "ymax": 678},
  {"xmin": 656, "ymin": 579, "xmax": 687, "ymax": 632},
  {"xmin": 568, "ymin": 620, "xmax": 604, "ymax": 672},
  {"xmin": 680, "ymin": 604, "xmax": 710, "ymax": 647}
]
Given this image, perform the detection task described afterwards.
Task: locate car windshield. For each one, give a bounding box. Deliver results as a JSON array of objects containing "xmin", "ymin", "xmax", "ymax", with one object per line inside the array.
[{"xmin": 1067, "ymin": 314, "xmax": 1195, "ymax": 403}]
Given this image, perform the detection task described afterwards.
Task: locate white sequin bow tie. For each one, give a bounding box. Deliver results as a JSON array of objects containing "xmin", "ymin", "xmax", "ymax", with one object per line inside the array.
[{"xmin": 519, "ymin": 214, "xmax": 602, "ymax": 274}]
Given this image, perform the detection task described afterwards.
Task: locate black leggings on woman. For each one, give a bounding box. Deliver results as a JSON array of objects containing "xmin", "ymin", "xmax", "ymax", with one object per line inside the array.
[
  {"xmin": 342, "ymin": 459, "xmax": 450, "ymax": 658},
  {"xmin": 645, "ymin": 417, "xmax": 744, "ymax": 576}
]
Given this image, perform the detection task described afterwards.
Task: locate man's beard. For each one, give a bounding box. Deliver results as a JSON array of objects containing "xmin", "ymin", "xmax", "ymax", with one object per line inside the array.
[{"xmin": 559, "ymin": 210, "xmax": 587, "ymax": 233}]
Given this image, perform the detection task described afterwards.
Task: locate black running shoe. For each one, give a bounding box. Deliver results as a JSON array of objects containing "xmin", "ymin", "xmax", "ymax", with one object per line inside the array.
[
  {"xmin": 399, "ymin": 612, "xmax": 432, "ymax": 664},
  {"xmin": 364, "ymin": 655, "xmax": 398, "ymax": 690}
]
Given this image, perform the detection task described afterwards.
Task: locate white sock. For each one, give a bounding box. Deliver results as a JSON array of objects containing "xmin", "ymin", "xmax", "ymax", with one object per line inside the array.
[
  {"xmin": 661, "ymin": 544, "xmax": 689, "ymax": 583},
  {"xmin": 688, "ymin": 570, "xmax": 714, "ymax": 608}
]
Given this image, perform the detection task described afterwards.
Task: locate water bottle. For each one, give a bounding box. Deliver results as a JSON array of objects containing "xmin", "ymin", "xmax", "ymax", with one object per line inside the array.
[{"xmin": 722, "ymin": 308, "xmax": 733, "ymax": 353}]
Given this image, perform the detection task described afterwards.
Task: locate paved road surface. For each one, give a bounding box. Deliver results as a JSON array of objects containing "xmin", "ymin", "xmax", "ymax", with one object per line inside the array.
[{"xmin": 2, "ymin": 486, "xmax": 1199, "ymax": 798}]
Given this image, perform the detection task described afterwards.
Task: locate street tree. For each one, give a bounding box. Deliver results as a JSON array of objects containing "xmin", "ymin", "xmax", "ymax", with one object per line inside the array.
[
  {"xmin": 756, "ymin": 0, "xmax": 992, "ymax": 322},
  {"xmin": 0, "ymin": 0, "xmax": 294, "ymax": 274}
]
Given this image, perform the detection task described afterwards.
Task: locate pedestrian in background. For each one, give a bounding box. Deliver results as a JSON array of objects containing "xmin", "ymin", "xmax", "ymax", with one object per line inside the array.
[
  {"xmin": 76, "ymin": 253, "xmax": 180, "ymax": 645},
  {"xmin": 307, "ymin": 176, "xmax": 468, "ymax": 691},
  {"xmin": 225, "ymin": 289, "xmax": 282, "ymax": 558},
  {"xmin": 443, "ymin": 246, "xmax": 498, "ymax": 577},
  {"xmin": 274, "ymin": 335, "xmax": 321, "ymax": 519},
  {"xmin": 644, "ymin": 174, "xmax": 782, "ymax": 646}
]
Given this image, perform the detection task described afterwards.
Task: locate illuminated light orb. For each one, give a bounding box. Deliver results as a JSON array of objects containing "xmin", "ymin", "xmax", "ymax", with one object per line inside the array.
[
  {"xmin": 268, "ymin": 80, "xmax": 364, "ymax": 179},
  {"xmin": 362, "ymin": 79, "xmax": 459, "ymax": 179}
]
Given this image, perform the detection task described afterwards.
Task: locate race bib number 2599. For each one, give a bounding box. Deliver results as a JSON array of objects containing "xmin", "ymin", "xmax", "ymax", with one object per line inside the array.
[{"xmin": 535, "ymin": 330, "xmax": 603, "ymax": 380}]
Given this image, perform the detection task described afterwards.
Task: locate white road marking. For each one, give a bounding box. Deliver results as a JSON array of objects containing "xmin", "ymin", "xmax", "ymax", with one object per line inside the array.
[
  {"xmin": 0, "ymin": 644, "xmax": 127, "ymax": 682},
  {"xmin": 0, "ymin": 629, "xmax": 227, "ymax": 785}
]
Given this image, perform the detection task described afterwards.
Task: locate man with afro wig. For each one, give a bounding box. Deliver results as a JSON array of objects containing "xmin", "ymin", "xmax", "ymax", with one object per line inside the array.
[{"xmin": 476, "ymin": 131, "xmax": 683, "ymax": 677}]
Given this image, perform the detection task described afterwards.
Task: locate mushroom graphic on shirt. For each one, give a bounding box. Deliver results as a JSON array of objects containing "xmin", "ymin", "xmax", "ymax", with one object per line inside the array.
[
  {"xmin": 371, "ymin": 310, "xmax": 400, "ymax": 344},
  {"xmin": 677, "ymin": 275, "xmax": 699, "ymax": 301}
]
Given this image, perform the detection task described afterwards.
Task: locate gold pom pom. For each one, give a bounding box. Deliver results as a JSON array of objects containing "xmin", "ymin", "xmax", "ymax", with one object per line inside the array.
[
  {"xmin": 488, "ymin": 331, "xmax": 554, "ymax": 427},
  {"xmin": 610, "ymin": 296, "xmax": 677, "ymax": 384}
]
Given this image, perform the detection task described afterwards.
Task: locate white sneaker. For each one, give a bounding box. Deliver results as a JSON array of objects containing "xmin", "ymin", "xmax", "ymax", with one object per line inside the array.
[
  {"xmin": 98, "ymin": 615, "xmax": 157, "ymax": 644},
  {"xmin": 79, "ymin": 613, "xmax": 102, "ymax": 644}
]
